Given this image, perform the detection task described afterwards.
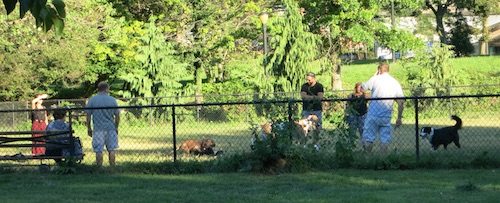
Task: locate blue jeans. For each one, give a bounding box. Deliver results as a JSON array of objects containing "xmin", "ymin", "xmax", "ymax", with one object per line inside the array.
[{"xmin": 347, "ymin": 114, "xmax": 366, "ymax": 145}]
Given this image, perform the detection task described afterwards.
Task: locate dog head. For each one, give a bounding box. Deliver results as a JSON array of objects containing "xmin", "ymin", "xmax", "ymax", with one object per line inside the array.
[
  {"xmin": 201, "ymin": 138, "xmax": 216, "ymax": 149},
  {"xmin": 260, "ymin": 122, "xmax": 273, "ymax": 135},
  {"xmin": 296, "ymin": 114, "xmax": 319, "ymax": 134},
  {"xmin": 420, "ymin": 127, "xmax": 434, "ymax": 139}
]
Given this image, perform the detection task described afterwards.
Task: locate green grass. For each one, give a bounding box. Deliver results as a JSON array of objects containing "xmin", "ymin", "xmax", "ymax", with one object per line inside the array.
[
  {"xmin": 0, "ymin": 169, "xmax": 498, "ymax": 202},
  {"xmin": 1, "ymin": 110, "xmax": 498, "ymax": 169},
  {"xmin": 338, "ymin": 56, "xmax": 500, "ymax": 91}
]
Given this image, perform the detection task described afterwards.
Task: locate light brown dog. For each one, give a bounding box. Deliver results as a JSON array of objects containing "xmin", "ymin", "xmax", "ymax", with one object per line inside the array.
[
  {"xmin": 254, "ymin": 114, "xmax": 319, "ymax": 145},
  {"xmin": 177, "ymin": 138, "xmax": 216, "ymax": 155}
]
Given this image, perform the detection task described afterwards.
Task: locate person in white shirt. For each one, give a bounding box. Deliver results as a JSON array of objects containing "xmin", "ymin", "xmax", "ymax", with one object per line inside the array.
[{"xmin": 361, "ymin": 63, "xmax": 404, "ymax": 155}]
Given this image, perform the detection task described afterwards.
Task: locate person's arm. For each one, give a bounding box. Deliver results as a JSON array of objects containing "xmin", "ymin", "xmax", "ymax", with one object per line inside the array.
[
  {"xmin": 316, "ymin": 92, "xmax": 324, "ymax": 99},
  {"xmin": 31, "ymin": 94, "xmax": 48, "ymax": 109},
  {"xmin": 301, "ymin": 91, "xmax": 311, "ymax": 100},
  {"xmin": 395, "ymin": 99, "xmax": 404, "ymax": 128},
  {"xmin": 31, "ymin": 99, "xmax": 37, "ymax": 109},
  {"xmin": 301, "ymin": 90, "xmax": 323, "ymax": 100},
  {"xmin": 86, "ymin": 114, "xmax": 93, "ymax": 137},
  {"xmin": 43, "ymin": 111, "xmax": 48, "ymax": 125}
]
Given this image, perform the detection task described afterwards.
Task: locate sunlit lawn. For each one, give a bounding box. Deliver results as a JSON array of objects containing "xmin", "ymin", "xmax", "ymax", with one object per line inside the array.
[
  {"xmin": 1, "ymin": 109, "xmax": 498, "ymax": 168},
  {"xmin": 0, "ymin": 169, "xmax": 499, "ymax": 202}
]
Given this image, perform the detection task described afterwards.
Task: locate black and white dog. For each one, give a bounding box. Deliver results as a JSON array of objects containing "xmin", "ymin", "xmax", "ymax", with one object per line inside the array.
[{"xmin": 420, "ymin": 115, "xmax": 462, "ymax": 150}]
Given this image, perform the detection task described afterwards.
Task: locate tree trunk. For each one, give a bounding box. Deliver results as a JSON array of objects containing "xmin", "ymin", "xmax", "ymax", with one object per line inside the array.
[
  {"xmin": 331, "ymin": 61, "xmax": 343, "ymax": 91},
  {"xmin": 480, "ymin": 16, "xmax": 489, "ymax": 55},
  {"xmin": 194, "ymin": 57, "xmax": 204, "ymax": 122},
  {"xmin": 427, "ymin": 1, "xmax": 449, "ymax": 44},
  {"xmin": 435, "ymin": 9, "xmax": 447, "ymax": 44}
]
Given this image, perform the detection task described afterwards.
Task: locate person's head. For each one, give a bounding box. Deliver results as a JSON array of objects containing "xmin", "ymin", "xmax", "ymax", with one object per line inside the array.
[
  {"xmin": 378, "ymin": 62, "xmax": 390, "ymax": 74},
  {"xmin": 354, "ymin": 82, "xmax": 363, "ymax": 93},
  {"xmin": 306, "ymin": 72, "xmax": 317, "ymax": 85},
  {"xmin": 52, "ymin": 109, "xmax": 66, "ymax": 120},
  {"xmin": 97, "ymin": 81, "xmax": 110, "ymax": 93}
]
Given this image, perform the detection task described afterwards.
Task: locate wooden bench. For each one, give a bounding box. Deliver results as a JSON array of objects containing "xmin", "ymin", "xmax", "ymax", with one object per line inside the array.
[{"xmin": 0, "ymin": 130, "xmax": 84, "ymax": 164}]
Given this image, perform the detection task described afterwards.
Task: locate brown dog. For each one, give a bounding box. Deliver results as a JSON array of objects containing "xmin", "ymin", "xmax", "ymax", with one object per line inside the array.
[{"xmin": 177, "ymin": 138, "xmax": 216, "ymax": 155}]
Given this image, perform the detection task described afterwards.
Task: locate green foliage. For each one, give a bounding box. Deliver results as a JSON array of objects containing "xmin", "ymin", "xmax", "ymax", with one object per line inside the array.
[
  {"xmin": 2, "ymin": 0, "xmax": 66, "ymax": 35},
  {"xmin": 119, "ymin": 16, "xmax": 187, "ymax": 99},
  {"xmin": 403, "ymin": 43, "xmax": 463, "ymax": 96},
  {"xmin": 375, "ymin": 27, "xmax": 426, "ymax": 56},
  {"xmin": 0, "ymin": 0, "xmax": 111, "ymax": 101},
  {"xmin": 299, "ymin": 0, "xmax": 395, "ymax": 90},
  {"xmin": 330, "ymin": 113, "xmax": 356, "ymax": 167},
  {"xmin": 54, "ymin": 156, "xmax": 81, "ymax": 174},
  {"xmin": 244, "ymin": 120, "xmax": 317, "ymax": 173},
  {"xmin": 402, "ymin": 43, "xmax": 469, "ymax": 113},
  {"xmin": 265, "ymin": 0, "xmax": 320, "ymax": 93},
  {"xmin": 112, "ymin": 16, "xmax": 190, "ymax": 122},
  {"xmin": 84, "ymin": 14, "xmax": 144, "ymax": 96},
  {"xmin": 448, "ymin": 13, "xmax": 474, "ymax": 56},
  {"xmin": 425, "ymin": 0, "xmax": 495, "ymax": 44},
  {"xmin": 379, "ymin": 0, "xmax": 425, "ymax": 16},
  {"xmin": 0, "ymin": 29, "xmax": 87, "ymax": 100}
]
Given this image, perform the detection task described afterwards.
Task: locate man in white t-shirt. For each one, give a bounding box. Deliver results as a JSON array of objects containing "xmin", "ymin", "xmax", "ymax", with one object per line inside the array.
[{"xmin": 361, "ymin": 63, "xmax": 404, "ymax": 155}]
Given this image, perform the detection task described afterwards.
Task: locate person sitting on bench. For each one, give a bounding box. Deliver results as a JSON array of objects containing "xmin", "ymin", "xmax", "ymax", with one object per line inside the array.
[{"xmin": 45, "ymin": 109, "xmax": 71, "ymax": 164}]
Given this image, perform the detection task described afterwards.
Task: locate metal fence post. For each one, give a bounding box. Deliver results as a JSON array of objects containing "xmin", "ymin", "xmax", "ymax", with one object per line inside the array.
[
  {"xmin": 150, "ymin": 98, "xmax": 154, "ymax": 127},
  {"xmin": 68, "ymin": 107, "xmax": 75, "ymax": 156},
  {"xmin": 172, "ymin": 105, "xmax": 177, "ymax": 163},
  {"xmin": 414, "ymin": 97, "xmax": 420, "ymax": 163},
  {"xmin": 448, "ymin": 86, "xmax": 453, "ymax": 116}
]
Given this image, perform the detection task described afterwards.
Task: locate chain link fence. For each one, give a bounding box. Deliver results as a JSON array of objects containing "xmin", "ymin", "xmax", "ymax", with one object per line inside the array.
[{"xmin": 0, "ymin": 85, "xmax": 498, "ymax": 167}]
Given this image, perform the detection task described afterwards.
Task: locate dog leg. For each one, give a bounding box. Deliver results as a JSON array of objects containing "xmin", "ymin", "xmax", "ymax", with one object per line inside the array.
[
  {"xmin": 432, "ymin": 145, "xmax": 438, "ymax": 151},
  {"xmin": 454, "ymin": 139, "xmax": 461, "ymax": 148}
]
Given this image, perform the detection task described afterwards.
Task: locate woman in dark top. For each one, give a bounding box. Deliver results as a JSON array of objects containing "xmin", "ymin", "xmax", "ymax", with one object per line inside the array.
[
  {"xmin": 31, "ymin": 94, "xmax": 48, "ymax": 155},
  {"xmin": 345, "ymin": 82, "xmax": 370, "ymax": 147}
]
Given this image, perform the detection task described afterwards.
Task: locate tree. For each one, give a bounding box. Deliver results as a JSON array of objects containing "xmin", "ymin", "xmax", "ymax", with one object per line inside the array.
[
  {"xmin": 425, "ymin": 0, "xmax": 454, "ymax": 44},
  {"xmin": 424, "ymin": 0, "xmax": 499, "ymax": 45},
  {"xmin": 163, "ymin": 0, "xmax": 264, "ymax": 103},
  {"xmin": 2, "ymin": 0, "xmax": 66, "ymax": 35},
  {"xmin": 265, "ymin": 0, "xmax": 319, "ymax": 93},
  {"xmin": 300, "ymin": 0, "xmax": 417, "ymax": 90},
  {"xmin": 448, "ymin": 13, "xmax": 474, "ymax": 56},
  {"xmin": 404, "ymin": 43, "xmax": 462, "ymax": 98},
  {"xmin": 84, "ymin": 17, "xmax": 144, "ymax": 97},
  {"xmin": 119, "ymin": 17, "xmax": 188, "ymax": 100},
  {"xmin": 0, "ymin": 0, "xmax": 100, "ymax": 101}
]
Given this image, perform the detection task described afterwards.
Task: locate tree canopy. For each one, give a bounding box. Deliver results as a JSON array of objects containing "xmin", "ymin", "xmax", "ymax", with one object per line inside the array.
[
  {"xmin": 2, "ymin": 0, "xmax": 66, "ymax": 35},
  {"xmin": 0, "ymin": 0, "xmax": 496, "ymax": 102}
]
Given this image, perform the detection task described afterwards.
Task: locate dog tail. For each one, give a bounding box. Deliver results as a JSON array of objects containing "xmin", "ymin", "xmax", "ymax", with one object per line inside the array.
[{"xmin": 451, "ymin": 115, "xmax": 462, "ymax": 130}]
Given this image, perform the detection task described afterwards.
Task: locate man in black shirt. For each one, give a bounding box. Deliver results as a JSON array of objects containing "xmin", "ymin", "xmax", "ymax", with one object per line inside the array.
[{"xmin": 300, "ymin": 72, "xmax": 324, "ymax": 150}]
